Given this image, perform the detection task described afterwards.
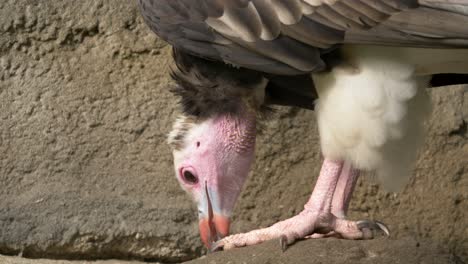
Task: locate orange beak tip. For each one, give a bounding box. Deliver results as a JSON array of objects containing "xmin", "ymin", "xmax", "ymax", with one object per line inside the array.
[{"xmin": 198, "ymin": 215, "xmax": 231, "ymax": 249}]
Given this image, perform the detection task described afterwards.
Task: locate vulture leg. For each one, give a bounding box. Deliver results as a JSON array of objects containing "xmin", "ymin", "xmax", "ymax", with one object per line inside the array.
[
  {"xmin": 305, "ymin": 163, "xmax": 360, "ymax": 239},
  {"xmin": 212, "ymin": 158, "xmax": 387, "ymax": 251},
  {"xmin": 331, "ymin": 161, "xmax": 360, "ymax": 219}
]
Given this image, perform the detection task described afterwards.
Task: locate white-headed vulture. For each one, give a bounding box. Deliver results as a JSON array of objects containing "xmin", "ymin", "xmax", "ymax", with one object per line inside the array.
[{"xmin": 137, "ymin": 0, "xmax": 468, "ymax": 251}]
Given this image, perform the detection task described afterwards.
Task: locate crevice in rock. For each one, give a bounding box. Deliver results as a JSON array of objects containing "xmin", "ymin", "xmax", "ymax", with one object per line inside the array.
[{"xmin": 449, "ymin": 120, "xmax": 467, "ymax": 138}]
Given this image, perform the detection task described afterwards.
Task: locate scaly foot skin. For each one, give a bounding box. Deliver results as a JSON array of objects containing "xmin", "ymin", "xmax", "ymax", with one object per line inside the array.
[{"xmin": 211, "ymin": 210, "xmax": 389, "ymax": 251}]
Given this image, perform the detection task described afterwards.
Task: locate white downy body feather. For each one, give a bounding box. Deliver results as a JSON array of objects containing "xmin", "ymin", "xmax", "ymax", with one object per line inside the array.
[{"xmin": 313, "ymin": 45, "xmax": 468, "ymax": 191}]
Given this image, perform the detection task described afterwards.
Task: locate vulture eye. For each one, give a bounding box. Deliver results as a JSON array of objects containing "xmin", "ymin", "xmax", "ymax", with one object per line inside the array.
[{"xmin": 182, "ymin": 170, "xmax": 199, "ymax": 185}]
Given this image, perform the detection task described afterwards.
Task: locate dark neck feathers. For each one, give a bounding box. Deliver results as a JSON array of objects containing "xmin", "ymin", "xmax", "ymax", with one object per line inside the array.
[{"xmin": 170, "ymin": 48, "xmax": 265, "ymax": 118}]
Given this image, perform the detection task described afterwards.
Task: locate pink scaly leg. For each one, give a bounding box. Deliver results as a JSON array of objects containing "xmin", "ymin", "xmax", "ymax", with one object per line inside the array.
[
  {"xmin": 331, "ymin": 161, "xmax": 360, "ymax": 219},
  {"xmin": 306, "ymin": 162, "xmax": 360, "ymax": 239},
  {"xmin": 213, "ymin": 158, "xmax": 388, "ymax": 251}
]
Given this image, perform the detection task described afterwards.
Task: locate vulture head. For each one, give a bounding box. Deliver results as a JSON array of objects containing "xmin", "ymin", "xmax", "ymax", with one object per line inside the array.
[{"xmin": 167, "ymin": 49, "xmax": 267, "ymax": 248}]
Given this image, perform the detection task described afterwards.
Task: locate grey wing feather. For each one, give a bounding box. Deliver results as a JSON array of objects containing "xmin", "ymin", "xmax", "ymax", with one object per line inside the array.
[
  {"xmin": 346, "ymin": 2, "xmax": 468, "ymax": 46},
  {"xmin": 139, "ymin": 0, "xmax": 468, "ymax": 75}
]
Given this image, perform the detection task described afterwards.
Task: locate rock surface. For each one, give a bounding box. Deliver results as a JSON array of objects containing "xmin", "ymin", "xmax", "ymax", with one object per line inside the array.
[
  {"xmin": 188, "ymin": 237, "xmax": 464, "ymax": 264},
  {"xmin": 0, "ymin": 0, "xmax": 467, "ymax": 263},
  {"xmin": 2, "ymin": 237, "xmax": 465, "ymax": 264},
  {"xmin": 0, "ymin": 255, "xmax": 142, "ymax": 264}
]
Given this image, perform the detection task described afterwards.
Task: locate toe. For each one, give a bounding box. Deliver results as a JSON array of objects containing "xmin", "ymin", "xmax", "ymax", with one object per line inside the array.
[
  {"xmin": 305, "ymin": 231, "xmax": 340, "ymax": 239},
  {"xmin": 211, "ymin": 237, "xmax": 240, "ymax": 251},
  {"xmin": 211, "ymin": 229, "xmax": 272, "ymax": 251}
]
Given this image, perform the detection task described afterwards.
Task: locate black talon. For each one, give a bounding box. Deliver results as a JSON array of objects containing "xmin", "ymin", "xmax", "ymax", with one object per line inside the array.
[
  {"xmin": 210, "ymin": 241, "xmax": 224, "ymax": 253},
  {"xmin": 356, "ymin": 220, "xmax": 370, "ymax": 229},
  {"xmin": 375, "ymin": 221, "xmax": 390, "ymax": 236},
  {"xmin": 280, "ymin": 235, "xmax": 288, "ymax": 252},
  {"xmin": 357, "ymin": 220, "xmax": 390, "ymax": 238}
]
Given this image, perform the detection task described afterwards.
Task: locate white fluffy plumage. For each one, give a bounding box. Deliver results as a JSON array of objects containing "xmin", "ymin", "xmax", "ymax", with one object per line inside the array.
[{"xmin": 313, "ymin": 45, "xmax": 468, "ymax": 191}]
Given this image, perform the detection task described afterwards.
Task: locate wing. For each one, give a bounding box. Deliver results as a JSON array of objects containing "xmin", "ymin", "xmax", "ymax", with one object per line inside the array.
[{"xmin": 138, "ymin": 0, "xmax": 468, "ymax": 75}]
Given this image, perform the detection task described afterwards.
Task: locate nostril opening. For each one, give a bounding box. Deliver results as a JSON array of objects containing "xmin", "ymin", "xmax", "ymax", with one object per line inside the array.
[
  {"xmin": 183, "ymin": 170, "xmax": 199, "ymax": 185},
  {"xmin": 196, "ymin": 141, "xmax": 200, "ymax": 147}
]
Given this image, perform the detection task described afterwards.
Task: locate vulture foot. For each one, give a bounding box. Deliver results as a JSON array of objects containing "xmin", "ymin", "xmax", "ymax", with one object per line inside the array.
[
  {"xmin": 212, "ymin": 158, "xmax": 389, "ymax": 251},
  {"xmin": 212, "ymin": 210, "xmax": 389, "ymax": 251}
]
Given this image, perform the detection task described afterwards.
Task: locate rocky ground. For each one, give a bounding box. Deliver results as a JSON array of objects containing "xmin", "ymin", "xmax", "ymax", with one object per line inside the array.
[
  {"xmin": 1, "ymin": 236, "xmax": 466, "ymax": 264},
  {"xmin": 0, "ymin": 237, "xmax": 466, "ymax": 264},
  {"xmin": 0, "ymin": 255, "xmax": 141, "ymax": 264},
  {"xmin": 0, "ymin": 0, "xmax": 466, "ymax": 263},
  {"xmin": 188, "ymin": 237, "xmax": 465, "ymax": 264}
]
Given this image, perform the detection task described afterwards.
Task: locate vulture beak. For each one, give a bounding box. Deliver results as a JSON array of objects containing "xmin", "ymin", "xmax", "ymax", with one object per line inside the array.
[{"xmin": 198, "ymin": 182, "xmax": 230, "ymax": 249}]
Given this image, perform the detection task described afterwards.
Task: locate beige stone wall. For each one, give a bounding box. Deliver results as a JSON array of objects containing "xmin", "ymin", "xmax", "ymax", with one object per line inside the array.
[{"xmin": 0, "ymin": 0, "xmax": 466, "ymax": 262}]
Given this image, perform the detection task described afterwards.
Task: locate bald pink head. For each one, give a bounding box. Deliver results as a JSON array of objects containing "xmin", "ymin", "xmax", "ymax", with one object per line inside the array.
[{"xmin": 169, "ymin": 109, "xmax": 256, "ymax": 248}]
